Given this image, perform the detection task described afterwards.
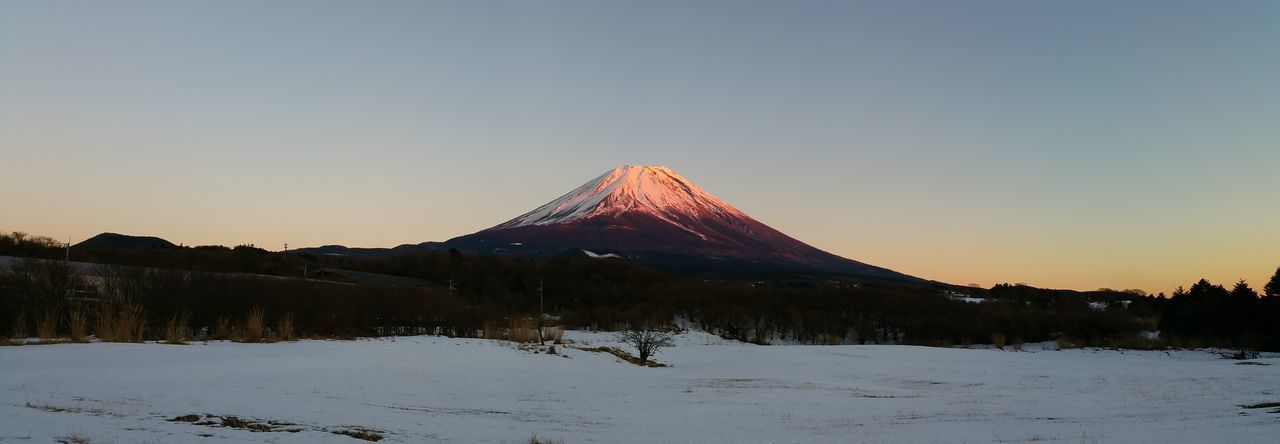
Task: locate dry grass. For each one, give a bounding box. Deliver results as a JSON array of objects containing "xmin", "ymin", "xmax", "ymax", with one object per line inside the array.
[
  {"xmin": 67, "ymin": 310, "xmax": 88, "ymax": 343},
  {"xmin": 1011, "ymin": 336, "xmax": 1024, "ymax": 352},
  {"xmin": 274, "ymin": 312, "xmax": 296, "ymax": 342},
  {"xmin": 1108, "ymin": 335, "xmax": 1159, "ymax": 350},
  {"xmin": 482, "ymin": 320, "xmax": 500, "ymax": 340},
  {"xmin": 507, "ymin": 318, "xmax": 537, "ymax": 343},
  {"xmin": 119, "ymin": 306, "xmax": 146, "ymax": 342},
  {"xmin": 822, "ymin": 333, "xmax": 843, "ymax": 345},
  {"xmin": 220, "ymin": 416, "xmax": 273, "ymax": 432},
  {"xmin": 94, "ymin": 308, "xmax": 113, "ymax": 341},
  {"xmin": 94, "ymin": 305, "xmax": 145, "ymax": 342},
  {"xmin": 98, "ymin": 305, "xmax": 146, "ymax": 343},
  {"xmin": 992, "ymin": 333, "xmax": 1007, "ymax": 350},
  {"xmin": 26, "ymin": 400, "xmax": 81, "ymax": 413},
  {"xmin": 236, "ymin": 307, "xmax": 265, "ymax": 343},
  {"xmin": 165, "ymin": 313, "xmax": 190, "ymax": 345},
  {"xmin": 36, "ymin": 310, "xmax": 59, "ymax": 340},
  {"xmin": 11, "ymin": 313, "xmax": 27, "ymax": 339},
  {"xmin": 55, "ymin": 433, "xmax": 92, "ymax": 444},
  {"xmin": 169, "ymin": 413, "xmax": 379, "ymax": 438},
  {"xmin": 546, "ymin": 325, "xmax": 566, "ymax": 344},
  {"xmin": 212, "ymin": 316, "xmax": 232, "ymax": 340},
  {"xmin": 527, "ymin": 433, "xmax": 565, "ymax": 444}
]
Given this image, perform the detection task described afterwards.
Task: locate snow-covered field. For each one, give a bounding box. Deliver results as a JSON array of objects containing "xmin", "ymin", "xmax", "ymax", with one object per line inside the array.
[{"xmin": 2, "ymin": 331, "xmax": 1277, "ymax": 443}]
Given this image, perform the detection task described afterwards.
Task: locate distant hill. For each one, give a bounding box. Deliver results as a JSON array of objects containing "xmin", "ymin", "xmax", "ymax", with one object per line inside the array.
[
  {"xmin": 293, "ymin": 242, "xmax": 440, "ymax": 258},
  {"xmin": 74, "ymin": 232, "xmax": 178, "ymax": 250}
]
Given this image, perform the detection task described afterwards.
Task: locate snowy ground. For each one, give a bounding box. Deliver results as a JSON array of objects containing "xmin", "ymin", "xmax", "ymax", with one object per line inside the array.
[{"xmin": 2, "ymin": 331, "xmax": 1277, "ymax": 443}]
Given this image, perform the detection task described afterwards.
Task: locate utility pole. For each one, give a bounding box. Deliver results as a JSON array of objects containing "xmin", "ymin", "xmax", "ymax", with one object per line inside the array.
[{"xmin": 65, "ymin": 237, "xmax": 71, "ymax": 262}]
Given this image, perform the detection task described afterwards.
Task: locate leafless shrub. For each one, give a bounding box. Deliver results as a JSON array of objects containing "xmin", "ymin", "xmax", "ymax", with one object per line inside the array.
[
  {"xmin": 10, "ymin": 258, "xmax": 80, "ymax": 323},
  {"xmin": 616, "ymin": 327, "xmax": 675, "ymax": 366},
  {"xmin": 992, "ymin": 333, "xmax": 1007, "ymax": 350},
  {"xmin": 1012, "ymin": 336, "xmax": 1024, "ymax": 351},
  {"xmin": 94, "ymin": 263, "xmax": 148, "ymax": 306}
]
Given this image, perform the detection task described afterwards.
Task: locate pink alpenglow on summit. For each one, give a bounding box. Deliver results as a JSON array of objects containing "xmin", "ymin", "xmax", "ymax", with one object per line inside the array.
[
  {"xmin": 444, "ymin": 165, "xmax": 920, "ymax": 281},
  {"xmin": 496, "ymin": 166, "xmax": 747, "ymax": 234}
]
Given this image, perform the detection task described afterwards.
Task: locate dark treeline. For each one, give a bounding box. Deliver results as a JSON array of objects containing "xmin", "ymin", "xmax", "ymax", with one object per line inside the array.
[
  {"xmin": 1159, "ymin": 278, "xmax": 1280, "ymax": 350},
  {"xmin": 0, "ymin": 232, "xmax": 297, "ymax": 276},
  {"xmin": 2, "ymin": 231, "xmax": 1278, "ymax": 351}
]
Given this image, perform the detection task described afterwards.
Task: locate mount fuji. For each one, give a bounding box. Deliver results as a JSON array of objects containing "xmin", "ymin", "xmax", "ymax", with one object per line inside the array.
[{"xmin": 440, "ymin": 165, "xmax": 922, "ymax": 283}]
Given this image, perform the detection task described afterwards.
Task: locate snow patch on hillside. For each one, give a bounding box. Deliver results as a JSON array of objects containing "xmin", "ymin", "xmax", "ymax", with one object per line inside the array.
[{"xmin": 582, "ymin": 249, "xmax": 623, "ymax": 259}]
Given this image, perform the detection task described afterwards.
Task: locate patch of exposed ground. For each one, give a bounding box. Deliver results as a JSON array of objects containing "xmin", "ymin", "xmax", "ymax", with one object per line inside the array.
[
  {"xmin": 167, "ymin": 414, "xmax": 383, "ymax": 440},
  {"xmin": 576, "ymin": 346, "xmax": 666, "ymax": 367}
]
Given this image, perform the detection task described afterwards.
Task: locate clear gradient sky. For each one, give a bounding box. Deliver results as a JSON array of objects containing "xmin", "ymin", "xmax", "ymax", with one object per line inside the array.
[{"xmin": 1, "ymin": 1, "xmax": 1277, "ymax": 294}]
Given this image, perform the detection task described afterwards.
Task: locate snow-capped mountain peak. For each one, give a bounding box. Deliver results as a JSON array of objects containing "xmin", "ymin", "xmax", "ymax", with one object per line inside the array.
[
  {"xmin": 444, "ymin": 165, "xmax": 919, "ymax": 282},
  {"xmin": 495, "ymin": 165, "xmax": 746, "ymax": 229}
]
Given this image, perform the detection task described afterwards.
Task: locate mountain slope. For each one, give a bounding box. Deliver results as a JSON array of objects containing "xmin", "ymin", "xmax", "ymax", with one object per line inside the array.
[{"xmin": 443, "ymin": 165, "xmax": 921, "ymax": 282}]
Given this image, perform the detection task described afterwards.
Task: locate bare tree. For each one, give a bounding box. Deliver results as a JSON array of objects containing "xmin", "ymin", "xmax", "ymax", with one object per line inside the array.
[
  {"xmin": 617, "ymin": 328, "xmax": 675, "ymax": 366},
  {"xmin": 10, "ymin": 258, "xmax": 82, "ymax": 331}
]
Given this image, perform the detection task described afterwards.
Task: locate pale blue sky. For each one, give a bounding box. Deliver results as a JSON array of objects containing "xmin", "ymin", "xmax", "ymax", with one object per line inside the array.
[{"xmin": 1, "ymin": 1, "xmax": 1277, "ymax": 292}]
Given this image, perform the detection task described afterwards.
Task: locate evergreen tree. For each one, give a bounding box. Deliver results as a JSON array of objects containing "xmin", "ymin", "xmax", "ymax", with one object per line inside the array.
[
  {"xmin": 1230, "ymin": 280, "xmax": 1258, "ymax": 300},
  {"xmin": 1265, "ymin": 267, "xmax": 1280, "ymax": 298}
]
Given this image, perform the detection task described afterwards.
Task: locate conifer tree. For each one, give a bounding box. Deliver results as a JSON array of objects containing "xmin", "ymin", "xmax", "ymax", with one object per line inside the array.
[{"xmin": 1265, "ymin": 267, "xmax": 1280, "ymax": 298}]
